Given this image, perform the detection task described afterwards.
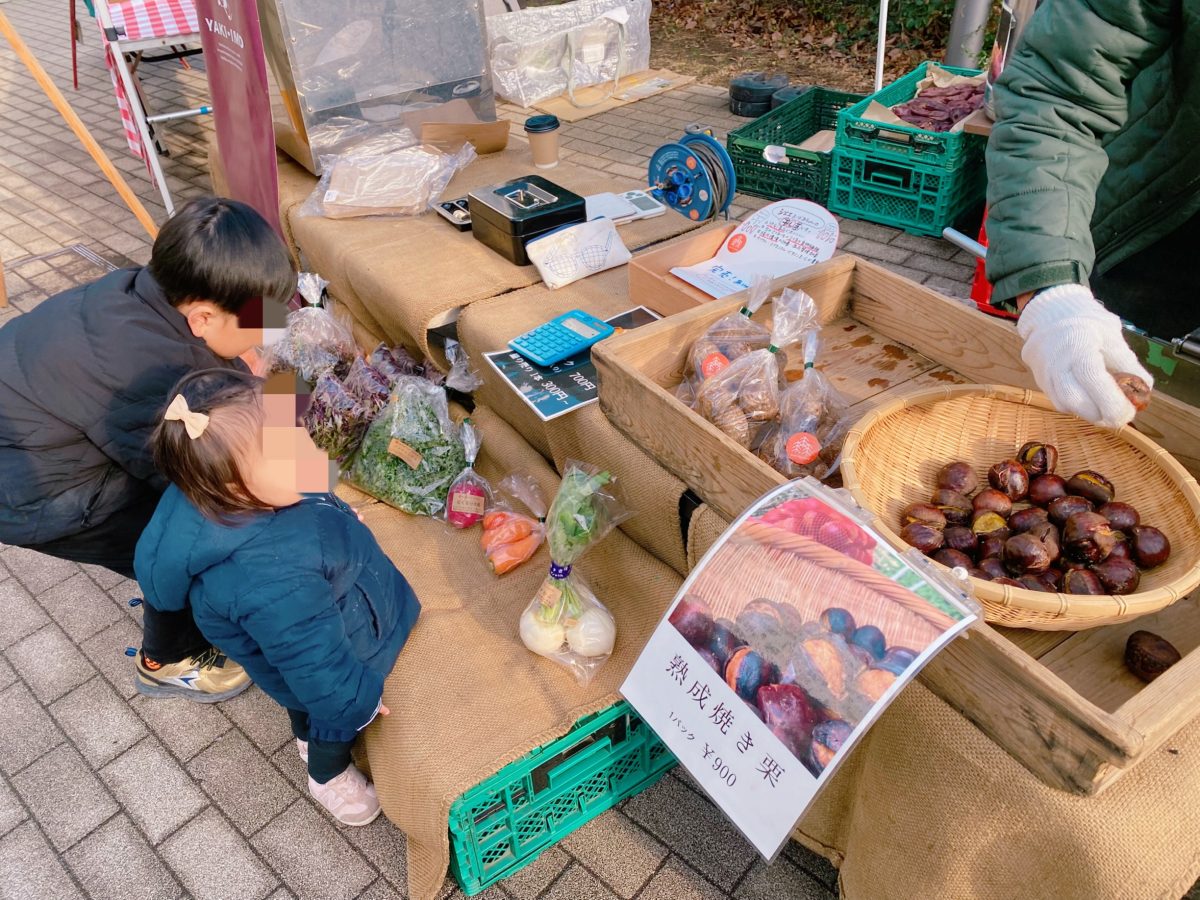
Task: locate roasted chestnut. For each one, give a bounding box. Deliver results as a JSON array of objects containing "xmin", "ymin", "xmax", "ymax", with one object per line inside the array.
[
  {"xmin": 1062, "ymin": 569, "xmax": 1105, "ymax": 594},
  {"xmin": 1129, "ymin": 525, "xmax": 1171, "ymax": 569},
  {"xmin": 1026, "ymin": 520, "xmax": 1061, "ymax": 561},
  {"xmin": 943, "ymin": 526, "xmax": 979, "ymax": 556},
  {"xmin": 1124, "ymin": 630, "xmax": 1180, "ymax": 683},
  {"xmin": 932, "ymin": 548, "xmax": 974, "ymax": 570},
  {"xmin": 978, "ymin": 533, "xmax": 1006, "ymax": 560},
  {"xmin": 901, "ymin": 502, "xmax": 947, "ymax": 532},
  {"xmin": 931, "ymin": 489, "xmax": 973, "ymax": 526},
  {"xmin": 966, "ymin": 566, "xmax": 989, "ymax": 581},
  {"xmin": 1003, "ymin": 533, "xmax": 1053, "ymax": 575},
  {"xmin": 978, "ymin": 557, "xmax": 1008, "ymax": 580},
  {"xmin": 1114, "ymin": 373, "xmax": 1152, "ymax": 412},
  {"xmin": 1018, "ymin": 574, "xmax": 1053, "ymax": 592},
  {"xmin": 900, "ymin": 522, "xmax": 943, "ymax": 554},
  {"xmin": 1048, "ymin": 495, "xmax": 1093, "ymax": 527},
  {"xmin": 1037, "ymin": 568, "xmax": 1063, "ymax": 591},
  {"xmin": 1066, "ymin": 470, "xmax": 1115, "ymax": 506},
  {"xmin": 971, "ymin": 511, "xmax": 1009, "ymax": 537},
  {"xmin": 1091, "ymin": 556, "xmax": 1141, "ymax": 595},
  {"xmin": 1063, "ymin": 511, "xmax": 1120, "ymax": 564},
  {"xmin": 1017, "ymin": 441, "xmax": 1059, "ymax": 477},
  {"xmin": 989, "ymin": 459, "xmax": 1030, "ymax": 501},
  {"xmin": 936, "ymin": 461, "xmax": 978, "ymax": 496},
  {"xmin": 972, "ymin": 488, "xmax": 1013, "ymax": 518},
  {"xmin": 992, "ymin": 576, "xmax": 1024, "ymax": 587},
  {"xmin": 1108, "ymin": 539, "xmax": 1133, "ymax": 560},
  {"xmin": 1028, "ymin": 474, "xmax": 1069, "ymax": 508},
  {"xmin": 1098, "ymin": 502, "xmax": 1140, "ymax": 533},
  {"xmin": 1008, "ymin": 506, "xmax": 1049, "ymax": 534}
]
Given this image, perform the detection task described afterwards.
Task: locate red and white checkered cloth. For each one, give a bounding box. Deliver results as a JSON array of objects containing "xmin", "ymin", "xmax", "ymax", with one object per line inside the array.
[{"xmin": 98, "ymin": 0, "xmax": 200, "ymax": 159}]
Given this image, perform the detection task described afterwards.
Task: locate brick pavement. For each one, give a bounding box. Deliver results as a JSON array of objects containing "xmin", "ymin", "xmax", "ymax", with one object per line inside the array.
[{"xmin": 0, "ymin": 2, "xmax": 984, "ymax": 898}]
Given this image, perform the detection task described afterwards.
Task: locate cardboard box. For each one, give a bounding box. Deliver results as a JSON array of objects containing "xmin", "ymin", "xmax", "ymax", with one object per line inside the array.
[{"xmin": 628, "ymin": 223, "xmax": 736, "ymax": 317}]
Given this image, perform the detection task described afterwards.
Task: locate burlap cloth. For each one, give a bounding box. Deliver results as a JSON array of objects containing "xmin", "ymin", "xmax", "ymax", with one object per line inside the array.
[
  {"xmin": 345, "ymin": 404, "xmax": 683, "ymax": 900},
  {"xmin": 685, "ymin": 520, "xmax": 1200, "ymax": 900},
  {"xmin": 456, "ymin": 267, "xmax": 695, "ymax": 576}
]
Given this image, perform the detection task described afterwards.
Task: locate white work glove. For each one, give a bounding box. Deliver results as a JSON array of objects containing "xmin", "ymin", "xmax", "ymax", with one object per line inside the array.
[{"xmin": 1017, "ymin": 284, "xmax": 1154, "ymax": 429}]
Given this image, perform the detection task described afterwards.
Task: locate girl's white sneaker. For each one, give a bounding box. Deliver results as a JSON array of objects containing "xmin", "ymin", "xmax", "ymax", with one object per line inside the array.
[{"xmin": 308, "ymin": 765, "xmax": 381, "ymax": 826}]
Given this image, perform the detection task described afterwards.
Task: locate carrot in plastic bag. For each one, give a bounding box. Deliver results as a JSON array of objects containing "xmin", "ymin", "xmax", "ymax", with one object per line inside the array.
[
  {"xmin": 480, "ymin": 472, "xmax": 549, "ymax": 574},
  {"xmin": 481, "ymin": 515, "xmax": 533, "ymax": 552},
  {"xmin": 488, "ymin": 530, "xmax": 545, "ymax": 574}
]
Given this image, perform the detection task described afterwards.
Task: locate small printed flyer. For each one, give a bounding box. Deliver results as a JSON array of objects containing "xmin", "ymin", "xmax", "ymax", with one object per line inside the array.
[
  {"xmin": 485, "ymin": 307, "xmax": 660, "ymax": 422},
  {"xmin": 671, "ymin": 199, "xmax": 839, "ymax": 299},
  {"xmin": 621, "ymin": 478, "xmax": 977, "ymax": 860}
]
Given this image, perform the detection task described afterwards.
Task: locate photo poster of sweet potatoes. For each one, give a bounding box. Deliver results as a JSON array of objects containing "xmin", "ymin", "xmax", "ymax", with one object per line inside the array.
[{"xmin": 621, "ymin": 478, "xmax": 978, "ymax": 860}]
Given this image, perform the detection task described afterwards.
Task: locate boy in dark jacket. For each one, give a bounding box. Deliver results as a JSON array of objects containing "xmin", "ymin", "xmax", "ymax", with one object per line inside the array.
[
  {"xmin": 0, "ymin": 197, "xmax": 296, "ymax": 700},
  {"xmin": 136, "ymin": 369, "xmax": 420, "ymax": 825}
]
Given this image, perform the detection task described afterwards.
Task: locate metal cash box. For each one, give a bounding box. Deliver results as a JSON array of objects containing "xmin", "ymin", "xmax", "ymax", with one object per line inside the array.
[{"xmin": 467, "ymin": 175, "xmax": 586, "ymax": 266}]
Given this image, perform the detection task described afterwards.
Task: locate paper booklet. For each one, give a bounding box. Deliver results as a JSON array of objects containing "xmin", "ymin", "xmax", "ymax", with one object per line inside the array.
[
  {"xmin": 621, "ymin": 478, "xmax": 978, "ymax": 860},
  {"xmin": 484, "ymin": 307, "xmax": 660, "ymax": 422},
  {"xmin": 671, "ymin": 199, "xmax": 840, "ymax": 299}
]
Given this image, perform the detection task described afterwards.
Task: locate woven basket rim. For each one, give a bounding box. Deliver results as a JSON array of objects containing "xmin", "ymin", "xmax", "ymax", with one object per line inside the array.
[{"xmin": 840, "ymin": 383, "xmax": 1200, "ymax": 628}]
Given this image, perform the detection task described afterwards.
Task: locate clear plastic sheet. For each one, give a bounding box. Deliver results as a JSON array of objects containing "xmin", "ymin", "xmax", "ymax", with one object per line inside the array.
[
  {"xmin": 299, "ymin": 142, "xmax": 476, "ymax": 220},
  {"xmin": 481, "ymin": 473, "xmax": 549, "ymax": 575},
  {"xmin": 675, "ymin": 275, "xmax": 773, "ymax": 409},
  {"xmin": 487, "ymin": 0, "xmax": 652, "ymax": 107},
  {"xmin": 519, "ymin": 461, "xmax": 631, "ymax": 684},
  {"xmin": 445, "ymin": 419, "xmax": 493, "ymax": 528}
]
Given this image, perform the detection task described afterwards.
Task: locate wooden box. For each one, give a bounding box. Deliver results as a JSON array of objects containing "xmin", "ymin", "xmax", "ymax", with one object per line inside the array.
[
  {"xmin": 593, "ymin": 254, "xmax": 1200, "ymax": 794},
  {"xmin": 628, "ymin": 223, "xmax": 735, "ymax": 317}
]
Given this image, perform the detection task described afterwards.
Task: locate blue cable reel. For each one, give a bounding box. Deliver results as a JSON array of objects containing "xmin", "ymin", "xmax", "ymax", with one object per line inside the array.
[{"xmin": 648, "ymin": 129, "xmax": 737, "ymax": 222}]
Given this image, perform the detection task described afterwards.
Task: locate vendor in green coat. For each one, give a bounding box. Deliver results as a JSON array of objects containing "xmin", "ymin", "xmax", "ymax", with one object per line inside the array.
[{"xmin": 985, "ymin": 0, "xmax": 1198, "ymax": 428}]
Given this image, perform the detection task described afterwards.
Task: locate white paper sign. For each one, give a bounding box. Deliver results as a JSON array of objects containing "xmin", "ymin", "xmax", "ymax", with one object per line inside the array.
[
  {"xmin": 670, "ymin": 200, "xmax": 839, "ymax": 300},
  {"xmin": 621, "ymin": 479, "xmax": 977, "ymax": 860}
]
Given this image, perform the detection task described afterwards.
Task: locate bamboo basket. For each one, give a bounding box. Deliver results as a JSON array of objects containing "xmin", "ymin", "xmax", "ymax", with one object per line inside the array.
[{"xmin": 840, "ymin": 384, "xmax": 1200, "ymax": 630}]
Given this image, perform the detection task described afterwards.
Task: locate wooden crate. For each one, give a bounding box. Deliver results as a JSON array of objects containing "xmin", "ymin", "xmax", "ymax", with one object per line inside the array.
[
  {"xmin": 628, "ymin": 223, "xmax": 736, "ymax": 317},
  {"xmin": 593, "ymin": 254, "xmax": 1200, "ymax": 794}
]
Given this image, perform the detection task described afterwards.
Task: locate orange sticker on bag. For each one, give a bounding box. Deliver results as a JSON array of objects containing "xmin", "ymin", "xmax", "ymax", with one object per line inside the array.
[
  {"xmin": 387, "ymin": 439, "xmax": 423, "ymax": 469},
  {"xmin": 700, "ymin": 352, "xmax": 730, "ymax": 378},
  {"xmin": 786, "ymin": 432, "xmax": 821, "ymax": 465}
]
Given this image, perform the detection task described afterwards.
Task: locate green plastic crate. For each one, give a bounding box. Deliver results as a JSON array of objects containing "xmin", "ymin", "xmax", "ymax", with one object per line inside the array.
[
  {"xmin": 448, "ymin": 701, "xmax": 675, "ymax": 896},
  {"xmin": 835, "ymin": 62, "xmax": 985, "ymax": 170},
  {"xmin": 726, "ymin": 87, "xmax": 864, "ymax": 202},
  {"xmin": 827, "ymin": 145, "xmax": 986, "ymax": 237}
]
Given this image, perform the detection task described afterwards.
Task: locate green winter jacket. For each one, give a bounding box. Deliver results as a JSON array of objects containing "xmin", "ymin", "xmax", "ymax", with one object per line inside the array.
[{"xmin": 985, "ymin": 0, "xmax": 1200, "ymax": 303}]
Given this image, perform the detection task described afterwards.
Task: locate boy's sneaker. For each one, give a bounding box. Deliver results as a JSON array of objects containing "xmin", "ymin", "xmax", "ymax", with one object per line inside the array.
[
  {"xmin": 135, "ymin": 647, "xmax": 251, "ymax": 703},
  {"xmin": 308, "ymin": 765, "xmax": 381, "ymax": 826},
  {"xmin": 297, "ymin": 739, "xmax": 309, "ymax": 763}
]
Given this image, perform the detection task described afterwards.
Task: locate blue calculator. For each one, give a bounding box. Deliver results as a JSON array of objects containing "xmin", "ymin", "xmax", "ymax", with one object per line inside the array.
[{"xmin": 508, "ymin": 309, "xmax": 616, "ymax": 367}]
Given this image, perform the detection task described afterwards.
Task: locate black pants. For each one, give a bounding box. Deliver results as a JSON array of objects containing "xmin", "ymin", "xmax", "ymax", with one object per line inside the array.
[
  {"xmin": 287, "ymin": 709, "xmax": 356, "ymax": 784},
  {"xmin": 23, "ymin": 492, "xmax": 210, "ymax": 664}
]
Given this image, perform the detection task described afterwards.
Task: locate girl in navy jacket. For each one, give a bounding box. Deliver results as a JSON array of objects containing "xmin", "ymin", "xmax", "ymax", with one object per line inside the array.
[{"xmin": 135, "ymin": 368, "xmax": 420, "ymax": 825}]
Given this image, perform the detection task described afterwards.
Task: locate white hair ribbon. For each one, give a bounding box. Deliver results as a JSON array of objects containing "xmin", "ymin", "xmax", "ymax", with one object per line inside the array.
[{"xmin": 164, "ymin": 394, "xmax": 210, "ymax": 440}]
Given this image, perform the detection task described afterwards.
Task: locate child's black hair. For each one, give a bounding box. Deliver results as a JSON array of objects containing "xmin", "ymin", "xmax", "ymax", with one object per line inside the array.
[{"xmin": 149, "ymin": 197, "xmax": 297, "ymax": 314}]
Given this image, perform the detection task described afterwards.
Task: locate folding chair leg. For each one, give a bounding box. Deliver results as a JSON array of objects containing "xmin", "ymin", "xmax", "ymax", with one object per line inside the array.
[{"xmin": 109, "ymin": 43, "xmax": 175, "ymax": 214}]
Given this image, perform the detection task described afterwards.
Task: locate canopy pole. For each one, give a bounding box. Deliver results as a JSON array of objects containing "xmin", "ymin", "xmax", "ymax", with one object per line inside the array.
[
  {"xmin": 874, "ymin": 0, "xmax": 889, "ymax": 92},
  {"xmin": 0, "ymin": 10, "xmax": 159, "ymax": 239}
]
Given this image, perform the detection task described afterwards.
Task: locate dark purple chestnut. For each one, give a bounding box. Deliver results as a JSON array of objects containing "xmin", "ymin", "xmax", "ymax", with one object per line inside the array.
[
  {"xmin": 1129, "ymin": 525, "xmax": 1171, "ymax": 569},
  {"xmin": 1018, "ymin": 574, "xmax": 1053, "ymax": 592},
  {"xmin": 900, "ymin": 502, "xmax": 947, "ymax": 532},
  {"xmin": 978, "ymin": 533, "xmax": 1006, "ymax": 560},
  {"xmin": 1028, "ymin": 474, "xmax": 1069, "ymax": 508},
  {"xmin": 1017, "ymin": 441, "xmax": 1059, "ymax": 477},
  {"xmin": 1108, "ymin": 539, "xmax": 1133, "ymax": 561},
  {"xmin": 936, "ymin": 461, "xmax": 978, "ymax": 496},
  {"xmin": 1008, "ymin": 506, "xmax": 1050, "ymax": 534},
  {"xmin": 1062, "ymin": 569, "xmax": 1105, "ymax": 594},
  {"xmin": 1004, "ymin": 533, "xmax": 1054, "ymax": 575},
  {"xmin": 1091, "ymin": 556, "xmax": 1141, "ymax": 595},
  {"xmin": 978, "ymin": 557, "xmax": 1008, "ymax": 580},
  {"xmin": 1037, "ymin": 569, "xmax": 1063, "ymax": 591},
  {"xmin": 988, "ymin": 459, "xmax": 1030, "ymax": 501},
  {"xmin": 971, "ymin": 511, "xmax": 1009, "ymax": 537},
  {"xmin": 931, "ymin": 490, "xmax": 973, "ymax": 526},
  {"xmin": 972, "ymin": 488, "xmax": 1013, "ymax": 518},
  {"xmin": 992, "ymin": 576, "xmax": 1024, "ymax": 587},
  {"xmin": 943, "ymin": 526, "xmax": 978, "ymax": 556},
  {"xmin": 1098, "ymin": 502, "xmax": 1140, "ymax": 533},
  {"xmin": 966, "ymin": 566, "xmax": 989, "ymax": 580},
  {"xmin": 1026, "ymin": 520, "xmax": 1060, "ymax": 559},
  {"xmin": 1063, "ymin": 511, "xmax": 1120, "ymax": 564},
  {"xmin": 1124, "ymin": 630, "xmax": 1180, "ymax": 683},
  {"xmin": 932, "ymin": 548, "xmax": 974, "ymax": 570},
  {"xmin": 900, "ymin": 522, "xmax": 943, "ymax": 554},
  {"xmin": 1048, "ymin": 495, "xmax": 1093, "ymax": 527},
  {"xmin": 1066, "ymin": 470, "xmax": 1115, "ymax": 506},
  {"xmin": 1059, "ymin": 557, "xmax": 1089, "ymax": 573}
]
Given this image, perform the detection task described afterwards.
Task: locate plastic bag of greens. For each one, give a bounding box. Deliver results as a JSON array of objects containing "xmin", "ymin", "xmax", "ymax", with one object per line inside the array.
[
  {"xmin": 265, "ymin": 289, "xmax": 356, "ymax": 384},
  {"xmin": 342, "ymin": 356, "xmax": 392, "ymax": 417},
  {"xmin": 444, "ymin": 419, "xmax": 493, "ymax": 528},
  {"xmin": 694, "ymin": 287, "xmax": 818, "ymax": 449},
  {"xmin": 302, "ymin": 372, "xmax": 371, "ymax": 465},
  {"xmin": 349, "ymin": 376, "xmax": 466, "ymax": 516},
  {"xmin": 481, "ymin": 473, "xmax": 548, "ymax": 575},
  {"xmin": 519, "ymin": 461, "xmax": 631, "ymax": 684},
  {"xmin": 675, "ymin": 275, "xmax": 773, "ymax": 409},
  {"xmin": 760, "ymin": 331, "xmax": 853, "ymax": 481},
  {"xmin": 368, "ymin": 343, "xmax": 426, "ymax": 386}
]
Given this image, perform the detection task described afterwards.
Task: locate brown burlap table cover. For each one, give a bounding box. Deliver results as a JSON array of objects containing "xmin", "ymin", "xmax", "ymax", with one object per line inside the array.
[
  {"xmin": 284, "ymin": 144, "xmax": 703, "ymax": 361},
  {"xmin": 345, "ymin": 404, "xmax": 683, "ymax": 900}
]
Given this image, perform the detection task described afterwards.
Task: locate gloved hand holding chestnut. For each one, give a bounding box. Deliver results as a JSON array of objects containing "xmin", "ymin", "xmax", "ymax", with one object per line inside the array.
[{"xmin": 1016, "ymin": 284, "xmax": 1155, "ymax": 429}]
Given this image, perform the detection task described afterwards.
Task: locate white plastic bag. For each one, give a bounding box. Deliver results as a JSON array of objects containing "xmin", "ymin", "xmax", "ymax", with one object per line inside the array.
[{"xmin": 526, "ymin": 218, "xmax": 631, "ymax": 289}]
